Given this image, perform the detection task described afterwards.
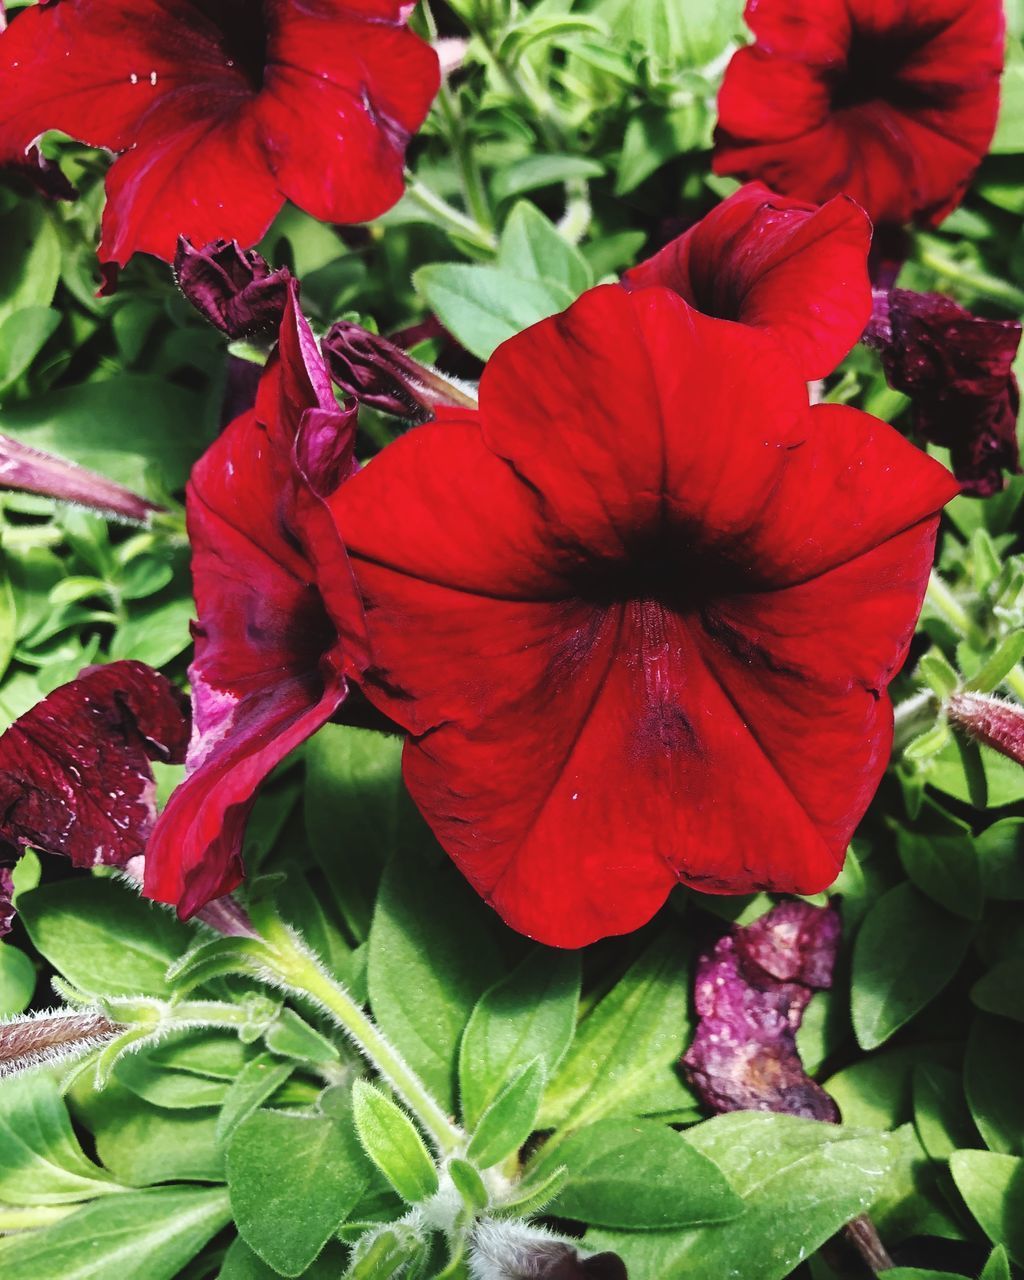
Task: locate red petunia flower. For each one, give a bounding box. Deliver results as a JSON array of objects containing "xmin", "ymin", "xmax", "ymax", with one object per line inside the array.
[
  {"xmin": 0, "ymin": 0, "xmax": 439, "ymax": 270},
  {"xmin": 0, "ymin": 660, "xmax": 190, "ymax": 936},
  {"xmin": 623, "ymin": 182, "xmax": 872, "ymax": 380},
  {"xmin": 331, "ymin": 285, "xmax": 958, "ymax": 947},
  {"xmin": 714, "ymin": 0, "xmax": 1005, "ymax": 227},
  {"xmin": 143, "ymin": 281, "xmax": 367, "ymax": 917}
]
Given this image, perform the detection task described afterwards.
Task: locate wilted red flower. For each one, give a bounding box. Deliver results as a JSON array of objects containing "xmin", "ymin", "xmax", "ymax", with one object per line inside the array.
[
  {"xmin": 143, "ymin": 282, "xmax": 367, "ymax": 918},
  {"xmin": 174, "ymin": 238, "xmax": 292, "ymax": 339},
  {"xmin": 0, "ymin": 661, "xmax": 190, "ymax": 935},
  {"xmin": 623, "ymin": 183, "xmax": 872, "ymax": 380},
  {"xmin": 867, "ymin": 288, "xmax": 1022, "ymax": 496},
  {"xmin": 683, "ymin": 901, "xmax": 841, "ymax": 1120},
  {"xmin": 0, "ymin": 862, "xmax": 15, "ymax": 939},
  {"xmin": 331, "ymin": 284, "xmax": 958, "ymax": 948},
  {"xmin": 0, "ymin": 0, "xmax": 440, "ymax": 270},
  {"xmin": 714, "ymin": 0, "xmax": 1005, "ymax": 226}
]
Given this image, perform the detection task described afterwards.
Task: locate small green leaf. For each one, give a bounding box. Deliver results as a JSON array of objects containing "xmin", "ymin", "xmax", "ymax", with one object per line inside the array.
[
  {"xmin": 965, "ymin": 631, "xmax": 1024, "ymax": 693},
  {"xmin": 216, "ymin": 1054, "xmax": 295, "ymax": 1144},
  {"xmin": 492, "ymin": 155, "xmax": 605, "ymax": 203},
  {"xmin": 114, "ymin": 1054, "xmax": 231, "ymax": 1111},
  {"xmin": 0, "ymin": 941, "xmax": 36, "ymax": 1014},
  {"xmin": 263, "ymin": 1008, "xmax": 341, "ymax": 1063},
  {"xmin": 344, "ymin": 1224, "xmax": 428, "ymax": 1279},
  {"xmin": 498, "ymin": 201, "xmax": 592, "ymax": 297},
  {"xmin": 548, "ymin": 1118, "xmax": 742, "ymax": 1230},
  {"xmin": 351, "ymin": 1080, "xmax": 439, "ymax": 1204},
  {"xmin": 913, "ymin": 1064, "xmax": 978, "ymax": 1161},
  {"xmin": 0, "ymin": 306, "xmax": 61, "ymax": 394},
  {"xmin": 976, "ymin": 819, "xmax": 1024, "ymax": 898},
  {"xmin": 459, "ymin": 947, "xmax": 580, "ymax": 1129},
  {"xmin": 949, "ymin": 1150, "xmax": 1024, "ymax": 1263},
  {"xmin": 851, "ymin": 882, "xmax": 974, "ymax": 1050},
  {"xmin": 965, "ymin": 1016, "xmax": 1024, "ymax": 1156},
  {"xmin": 413, "ymin": 264, "xmax": 574, "ymax": 361},
  {"xmin": 980, "ymin": 1244, "xmax": 1012, "ymax": 1280},
  {"xmin": 972, "ymin": 955, "xmax": 1024, "ymax": 1023},
  {"xmin": 895, "ymin": 811, "xmax": 982, "ymax": 920},
  {"xmin": 918, "ymin": 649, "xmax": 958, "ymax": 698},
  {"xmin": 0, "ymin": 1186, "xmax": 230, "ymax": 1280},
  {"xmin": 467, "ymin": 1058, "xmax": 545, "ymax": 1169},
  {"xmin": 615, "ymin": 104, "xmax": 713, "ymax": 194},
  {"xmin": 448, "ymin": 1157, "xmax": 489, "ymax": 1211},
  {"xmin": 228, "ymin": 1102, "xmax": 377, "ymax": 1276},
  {"xmin": 0, "ymin": 205, "xmax": 61, "ymax": 327}
]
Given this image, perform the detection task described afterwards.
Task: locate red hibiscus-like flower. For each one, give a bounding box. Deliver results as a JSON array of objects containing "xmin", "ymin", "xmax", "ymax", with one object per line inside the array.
[
  {"xmin": 143, "ymin": 281, "xmax": 367, "ymax": 917},
  {"xmin": 623, "ymin": 182, "xmax": 872, "ymax": 380},
  {"xmin": 714, "ymin": 0, "xmax": 1005, "ymax": 226},
  {"xmin": 0, "ymin": 661, "xmax": 190, "ymax": 936},
  {"xmin": 0, "ymin": 0, "xmax": 439, "ymax": 270},
  {"xmin": 331, "ymin": 284, "xmax": 958, "ymax": 948}
]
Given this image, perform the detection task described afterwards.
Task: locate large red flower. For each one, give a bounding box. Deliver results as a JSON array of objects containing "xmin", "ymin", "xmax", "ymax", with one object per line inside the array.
[
  {"xmin": 143, "ymin": 282, "xmax": 367, "ymax": 917},
  {"xmin": 332, "ymin": 285, "xmax": 958, "ymax": 948},
  {"xmin": 623, "ymin": 183, "xmax": 872, "ymax": 380},
  {"xmin": 0, "ymin": 0, "xmax": 439, "ymax": 269},
  {"xmin": 714, "ymin": 0, "xmax": 1005, "ymax": 226}
]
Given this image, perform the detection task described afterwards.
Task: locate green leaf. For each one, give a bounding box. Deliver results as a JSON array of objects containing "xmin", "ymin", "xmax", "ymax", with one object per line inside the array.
[
  {"xmin": 0, "ymin": 1186, "xmax": 230, "ymax": 1280},
  {"xmin": 466, "ymin": 1057, "xmax": 545, "ymax": 1170},
  {"xmin": 0, "ymin": 204, "xmax": 60, "ymax": 327},
  {"xmin": 587, "ymin": 1114, "xmax": 898, "ymax": 1279},
  {"xmin": 448, "ymin": 1157, "xmax": 488, "ymax": 1212},
  {"xmin": 965, "ymin": 1016, "xmax": 1024, "ymax": 1155},
  {"xmin": 895, "ymin": 814, "xmax": 982, "ymax": 920},
  {"xmin": 263, "ymin": 1007, "xmax": 341, "ymax": 1064},
  {"xmin": 459, "ymin": 947, "xmax": 579, "ymax": 1130},
  {"xmin": 0, "ymin": 1072, "xmax": 126, "ymax": 1205},
  {"xmin": 303, "ymin": 723, "xmax": 412, "ymax": 944},
  {"xmin": 965, "ymin": 631, "xmax": 1024, "ymax": 693},
  {"xmin": 70, "ymin": 1078, "xmax": 225, "ymax": 1186},
  {"xmin": 228, "ymin": 1102, "xmax": 377, "ymax": 1276},
  {"xmin": 368, "ymin": 849, "xmax": 502, "ymax": 1114},
  {"xmin": 548, "ymin": 1118, "xmax": 743, "ymax": 1230},
  {"xmin": 615, "ymin": 105, "xmax": 713, "ymax": 194},
  {"xmin": 913, "ymin": 1064, "xmax": 978, "ymax": 1160},
  {"xmin": 539, "ymin": 932, "xmax": 693, "ymax": 1130},
  {"xmin": 413, "ymin": 264, "xmax": 574, "ymax": 361},
  {"xmin": 972, "ymin": 955, "xmax": 1024, "ymax": 1022},
  {"xmin": 949, "ymin": 1150, "xmax": 1024, "ymax": 1264},
  {"xmin": 17, "ymin": 877, "xmax": 196, "ymax": 998},
  {"xmin": 220, "ymin": 1237, "xmax": 349, "ymax": 1279},
  {"xmin": 344, "ymin": 1224, "xmax": 428, "ymax": 1279},
  {"xmin": 851, "ymin": 882, "xmax": 974, "ymax": 1050},
  {"xmin": 498, "ymin": 202, "xmax": 592, "ymax": 297},
  {"xmin": 980, "ymin": 1245, "xmax": 1012, "ymax": 1280},
  {"xmin": 606, "ymin": 0, "xmax": 745, "ymax": 67},
  {"xmin": 976, "ymin": 819, "xmax": 1024, "ymax": 899},
  {"xmin": 351, "ymin": 1080, "xmax": 439, "ymax": 1204},
  {"xmin": 991, "ymin": 51, "xmax": 1024, "ymax": 153},
  {"xmin": 108, "ymin": 596, "xmax": 194, "ymax": 668},
  {"xmin": 492, "ymin": 155, "xmax": 605, "ymax": 203},
  {"xmin": 114, "ymin": 1054, "xmax": 231, "ymax": 1111},
  {"xmin": 0, "ymin": 940, "xmax": 36, "ymax": 1014},
  {"xmin": 0, "ymin": 375, "xmax": 210, "ymax": 495},
  {"xmin": 0, "ymin": 306, "xmax": 61, "ymax": 394},
  {"xmin": 215, "ymin": 1053, "xmax": 295, "ymax": 1144}
]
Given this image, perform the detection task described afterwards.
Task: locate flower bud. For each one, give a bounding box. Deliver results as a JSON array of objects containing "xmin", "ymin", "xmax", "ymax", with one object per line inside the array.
[
  {"xmin": 0, "ymin": 1009, "xmax": 120, "ymax": 1079},
  {"xmin": 323, "ymin": 320, "xmax": 477, "ymax": 421},
  {"xmin": 469, "ymin": 1221, "xmax": 627, "ymax": 1279},
  {"xmin": 0, "ymin": 433, "xmax": 160, "ymax": 523},
  {"xmin": 946, "ymin": 690, "xmax": 1024, "ymax": 768},
  {"xmin": 174, "ymin": 238, "xmax": 291, "ymax": 339}
]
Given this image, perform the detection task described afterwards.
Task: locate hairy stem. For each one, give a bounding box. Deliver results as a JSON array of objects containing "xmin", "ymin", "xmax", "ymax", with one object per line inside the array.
[
  {"xmin": 844, "ymin": 1214, "xmax": 894, "ymax": 1273},
  {"xmin": 925, "ymin": 571, "xmax": 986, "ymax": 649}
]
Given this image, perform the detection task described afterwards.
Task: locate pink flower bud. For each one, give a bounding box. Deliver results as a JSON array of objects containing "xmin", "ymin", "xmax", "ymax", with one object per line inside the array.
[{"xmin": 947, "ymin": 690, "xmax": 1024, "ymax": 767}]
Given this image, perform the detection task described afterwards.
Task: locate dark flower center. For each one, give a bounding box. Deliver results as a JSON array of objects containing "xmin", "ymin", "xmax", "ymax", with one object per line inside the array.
[
  {"xmin": 575, "ymin": 535, "xmax": 745, "ymax": 613},
  {"xmin": 830, "ymin": 25, "xmax": 944, "ymax": 113},
  {"xmin": 200, "ymin": 0, "xmax": 269, "ymax": 91}
]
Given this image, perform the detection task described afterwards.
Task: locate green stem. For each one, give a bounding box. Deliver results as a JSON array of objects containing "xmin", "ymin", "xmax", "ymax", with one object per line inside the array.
[
  {"xmin": 259, "ymin": 921, "xmax": 465, "ymax": 1156},
  {"xmin": 1005, "ymin": 664, "xmax": 1024, "ymax": 703},
  {"xmin": 404, "ymin": 174, "xmax": 498, "ymax": 256},
  {"xmin": 925, "ymin": 571, "xmax": 986, "ymax": 649},
  {"xmin": 917, "ymin": 244, "xmax": 1024, "ymax": 313}
]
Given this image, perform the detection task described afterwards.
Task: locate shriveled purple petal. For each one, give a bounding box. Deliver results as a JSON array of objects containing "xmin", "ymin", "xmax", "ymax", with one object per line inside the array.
[
  {"xmin": 947, "ymin": 691, "xmax": 1024, "ymax": 768},
  {"xmin": 0, "ymin": 434, "xmax": 161, "ymax": 524},
  {"xmin": 869, "ymin": 288, "xmax": 1022, "ymax": 497},
  {"xmin": 4, "ymin": 145, "xmax": 77, "ymax": 201},
  {"xmin": 323, "ymin": 320, "xmax": 476, "ymax": 421},
  {"xmin": 470, "ymin": 1223, "xmax": 627, "ymax": 1280},
  {"xmin": 0, "ymin": 661, "xmax": 190, "ymax": 872},
  {"xmin": 0, "ymin": 859, "xmax": 14, "ymax": 939},
  {"xmin": 683, "ymin": 901, "xmax": 841, "ymax": 1122},
  {"xmin": 174, "ymin": 238, "xmax": 291, "ymax": 339}
]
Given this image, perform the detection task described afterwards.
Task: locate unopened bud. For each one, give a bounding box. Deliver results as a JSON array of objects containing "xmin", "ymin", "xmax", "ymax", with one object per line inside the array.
[
  {"xmin": 0, "ymin": 1009, "xmax": 121, "ymax": 1079},
  {"xmin": 947, "ymin": 690, "xmax": 1024, "ymax": 768},
  {"xmin": 469, "ymin": 1221, "xmax": 627, "ymax": 1279},
  {"xmin": 323, "ymin": 321, "xmax": 477, "ymax": 421},
  {"xmin": 0, "ymin": 434, "xmax": 160, "ymax": 523},
  {"xmin": 174, "ymin": 238, "xmax": 291, "ymax": 338}
]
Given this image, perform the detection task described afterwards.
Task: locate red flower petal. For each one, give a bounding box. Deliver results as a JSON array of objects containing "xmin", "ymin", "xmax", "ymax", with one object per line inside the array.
[
  {"xmin": 143, "ymin": 288, "xmax": 363, "ymax": 917},
  {"xmin": 334, "ymin": 286, "xmax": 956, "ymax": 946},
  {"xmin": 0, "ymin": 861, "xmax": 13, "ymax": 939},
  {"xmin": 624, "ymin": 183, "xmax": 872, "ymax": 379},
  {"xmin": 714, "ymin": 0, "xmax": 1005, "ymax": 226},
  {"xmin": 0, "ymin": 0, "xmax": 439, "ymax": 267},
  {"xmin": 0, "ymin": 661, "xmax": 189, "ymax": 872}
]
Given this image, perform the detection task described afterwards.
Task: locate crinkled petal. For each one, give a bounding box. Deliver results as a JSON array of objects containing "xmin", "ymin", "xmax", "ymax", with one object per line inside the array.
[
  {"xmin": 624, "ymin": 184, "xmax": 872, "ymax": 379},
  {"xmin": 0, "ymin": 860, "xmax": 16, "ymax": 939},
  {"xmin": 174, "ymin": 238, "xmax": 292, "ymax": 339},
  {"xmin": 0, "ymin": 661, "xmax": 189, "ymax": 871}
]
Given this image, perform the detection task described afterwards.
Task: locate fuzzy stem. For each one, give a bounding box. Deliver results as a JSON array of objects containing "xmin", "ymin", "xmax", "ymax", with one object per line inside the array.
[
  {"xmin": 925, "ymin": 572, "xmax": 986, "ymax": 649},
  {"xmin": 892, "ymin": 688, "xmax": 938, "ymax": 752},
  {"xmin": 917, "ymin": 245, "xmax": 1024, "ymax": 312},
  {"xmin": 404, "ymin": 175, "xmax": 498, "ymax": 256},
  {"xmin": 258, "ymin": 920, "xmax": 465, "ymax": 1156},
  {"xmin": 0, "ymin": 1010, "xmax": 120, "ymax": 1078}
]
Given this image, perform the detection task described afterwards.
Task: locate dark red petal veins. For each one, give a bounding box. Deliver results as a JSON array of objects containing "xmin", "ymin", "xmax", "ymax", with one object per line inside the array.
[
  {"xmin": 0, "ymin": 661, "xmax": 189, "ymax": 871},
  {"xmin": 0, "ymin": 860, "xmax": 16, "ymax": 939}
]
